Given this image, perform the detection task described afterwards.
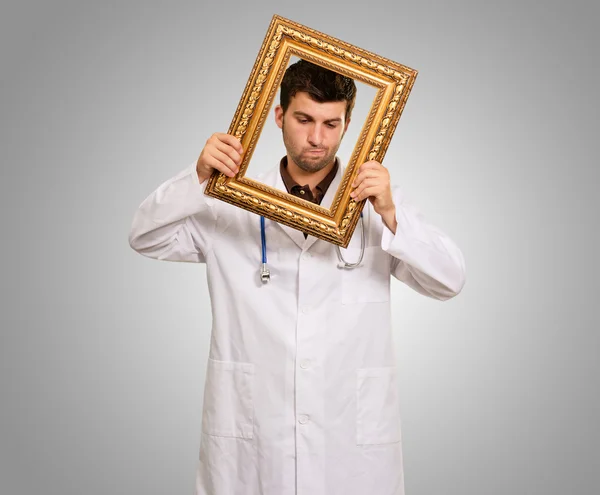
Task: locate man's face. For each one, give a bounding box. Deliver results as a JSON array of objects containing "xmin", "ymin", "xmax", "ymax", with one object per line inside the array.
[{"xmin": 275, "ymin": 92, "xmax": 350, "ymax": 173}]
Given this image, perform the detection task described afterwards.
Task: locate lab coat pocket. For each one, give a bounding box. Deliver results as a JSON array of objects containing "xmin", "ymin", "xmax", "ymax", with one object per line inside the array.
[
  {"xmin": 202, "ymin": 358, "xmax": 254, "ymax": 439},
  {"xmin": 341, "ymin": 247, "xmax": 390, "ymax": 304},
  {"xmin": 356, "ymin": 367, "xmax": 401, "ymax": 445}
]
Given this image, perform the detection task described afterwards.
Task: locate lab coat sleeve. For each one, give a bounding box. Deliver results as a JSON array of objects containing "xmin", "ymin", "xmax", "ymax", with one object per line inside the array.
[
  {"xmin": 128, "ymin": 163, "xmax": 218, "ymax": 262},
  {"xmin": 381, "ymin": 186, "xmax": 466, "ymax": 301}
]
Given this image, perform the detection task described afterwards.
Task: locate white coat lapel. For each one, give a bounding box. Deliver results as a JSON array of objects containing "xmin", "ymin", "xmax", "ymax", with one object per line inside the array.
[
  {"xmin": 257, "ymin": 160, "xmax": 345, "ymax": 251},
  {"xmin": 302, "ymin": 162, "xmax": 344, "ymax": 251},
  {"xmin": 258, "ymin": 165, "xmax": 306, "ymax": 249}
]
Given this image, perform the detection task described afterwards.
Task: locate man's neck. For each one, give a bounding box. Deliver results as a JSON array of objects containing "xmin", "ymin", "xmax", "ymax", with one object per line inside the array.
[{"xmin": 286, "ymin": 156, "xmax": 336, "ymax": 192}]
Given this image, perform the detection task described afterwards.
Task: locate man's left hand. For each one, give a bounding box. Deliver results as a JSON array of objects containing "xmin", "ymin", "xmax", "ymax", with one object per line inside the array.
[{"xmin": 350, "ymin": 160, "xmax": 397, "ymax": 234}]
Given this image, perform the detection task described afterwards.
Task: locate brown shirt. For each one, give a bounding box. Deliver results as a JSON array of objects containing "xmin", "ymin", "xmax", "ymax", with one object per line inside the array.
[
  {"xmin": 279, "ymin": 156, "xmax": 339, "ymax": 238},
  {"xmin": 279, "ymin": 156, "xmax": 339, "ymax": 205}
]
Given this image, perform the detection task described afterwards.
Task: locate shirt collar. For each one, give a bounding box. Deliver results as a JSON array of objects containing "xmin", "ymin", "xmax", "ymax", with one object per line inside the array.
[{"xmin": 279, "ymin": 156, "xmax": 339, "ymax": 203}]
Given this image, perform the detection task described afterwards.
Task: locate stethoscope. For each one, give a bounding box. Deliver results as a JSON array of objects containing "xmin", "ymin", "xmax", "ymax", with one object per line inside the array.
[{"xmin": 259, "ymin": 212, "xmax": 365, "ymax": 283}]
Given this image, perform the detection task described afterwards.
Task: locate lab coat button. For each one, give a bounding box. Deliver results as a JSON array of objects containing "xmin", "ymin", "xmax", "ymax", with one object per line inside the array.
[
  {"xmin": 300, "ymin": 360, "xmax": 310, "ymax": 369},
  {"xmin": 302, "ymin": 306, "xmax": 310, "ymax": 314},
  {"xmin": 298, "ymin": 415, "xmax": 309, "ymax": 424},
  {"xmin": 302, "ymin": 252, "xmax": 311, "ymax": 260}
]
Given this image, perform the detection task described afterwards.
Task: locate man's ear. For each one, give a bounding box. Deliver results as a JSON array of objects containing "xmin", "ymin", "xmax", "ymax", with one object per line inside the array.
[
  {"xmin": 344, "ymin": 117, "xmax": 351, "ymax": 133},
  {"xmin": 274, "ymin": 105, "xmax": 284, "ymax": 129}
]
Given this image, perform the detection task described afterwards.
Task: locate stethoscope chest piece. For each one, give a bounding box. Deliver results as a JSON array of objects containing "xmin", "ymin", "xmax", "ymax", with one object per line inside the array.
[{"xmin": 260, "ymin": 263, "xmax": 270, "ymax": 283}]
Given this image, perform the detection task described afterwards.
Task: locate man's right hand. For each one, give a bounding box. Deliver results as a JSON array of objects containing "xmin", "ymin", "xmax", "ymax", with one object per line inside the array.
[{"xmin": 196, "ymin": 133, "xmax": 244, "ymax": 184}]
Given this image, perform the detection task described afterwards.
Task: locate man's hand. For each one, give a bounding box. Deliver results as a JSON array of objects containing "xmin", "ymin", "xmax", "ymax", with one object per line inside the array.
[
  {"xmin": 350, "ymin": 160, "xmax": 397, "ymax": 234},
  {"xmin": 196, "ymin": 133, "xmax": 244, "ymax": 184}
]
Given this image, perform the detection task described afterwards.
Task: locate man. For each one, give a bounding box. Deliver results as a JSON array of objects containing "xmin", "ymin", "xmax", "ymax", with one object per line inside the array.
[{"xmin": 129, "ymin": 60, "xmax": 466, "ymax": 495}]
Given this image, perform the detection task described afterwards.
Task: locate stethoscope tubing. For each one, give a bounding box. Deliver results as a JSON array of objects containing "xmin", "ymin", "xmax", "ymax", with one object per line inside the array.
[{"xmin": 259, "ymin": 212, "xmax": 364, "ymax": 283}]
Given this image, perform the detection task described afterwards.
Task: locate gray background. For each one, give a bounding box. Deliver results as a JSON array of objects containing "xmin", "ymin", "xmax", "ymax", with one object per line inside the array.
[{"xmin": 1, "ymin": 0, "xmax": 598, "ymax": 494}]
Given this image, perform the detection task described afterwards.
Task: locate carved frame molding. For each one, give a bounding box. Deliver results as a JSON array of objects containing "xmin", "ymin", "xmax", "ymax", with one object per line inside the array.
[{"xmin": 204, "ymin": 14, "xmax": 417, "ymax": 247}]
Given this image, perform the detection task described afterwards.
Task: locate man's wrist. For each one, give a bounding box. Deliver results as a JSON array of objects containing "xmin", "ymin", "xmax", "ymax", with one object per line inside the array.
[
  {"xmin": 196, "ymin": 168, "xmax": 209, "ymax": 184},
  {"xmin": 379, "ymin": 205, "xmax": 397, "ymax": 234}
]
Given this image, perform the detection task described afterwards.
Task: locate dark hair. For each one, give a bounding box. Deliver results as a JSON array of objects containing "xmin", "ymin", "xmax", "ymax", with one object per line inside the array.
[{"xmin": 280, "ymin": 59, "xmax": 357, "ymax": 120}]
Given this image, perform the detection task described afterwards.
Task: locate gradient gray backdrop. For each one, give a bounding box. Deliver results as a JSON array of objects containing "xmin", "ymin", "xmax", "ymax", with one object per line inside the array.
[{"xmin": 1, "ymin": 1, "xmax": 598, "ymax": 494}]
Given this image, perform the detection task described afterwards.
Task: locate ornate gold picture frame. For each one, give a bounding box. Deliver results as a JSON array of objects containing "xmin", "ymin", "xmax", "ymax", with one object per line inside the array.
[{"xmin": 204, "ymin": 14, "xmax": 417, "ymax": 248}]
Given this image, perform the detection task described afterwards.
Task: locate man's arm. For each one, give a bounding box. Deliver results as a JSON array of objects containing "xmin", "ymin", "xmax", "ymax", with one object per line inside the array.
[
  {"xmin": 352, "ymin": 161, "xmax": 466, "ymax": 301},
  {"xmin": 128, "ymin": 163, "xmax": 218, "ymax": 263},
  {"xmin": 128, "ymin": 133, "xmax": 243, "ymax": 262}
]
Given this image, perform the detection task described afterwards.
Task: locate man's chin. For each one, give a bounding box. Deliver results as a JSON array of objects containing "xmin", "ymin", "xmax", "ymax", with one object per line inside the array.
[
  {"xmin": 296, "ymin": 161, "xmax": 329, "ymax": 173},
  {"xmin": 295, "ymin": 154, "xmax": 335, "ymax": 172}
]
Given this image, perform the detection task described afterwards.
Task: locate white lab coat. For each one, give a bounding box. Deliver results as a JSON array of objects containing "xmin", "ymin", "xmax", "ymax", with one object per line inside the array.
[{"xmin": 129, "ymin": 161, "xmax": 466, "ymax": 495}]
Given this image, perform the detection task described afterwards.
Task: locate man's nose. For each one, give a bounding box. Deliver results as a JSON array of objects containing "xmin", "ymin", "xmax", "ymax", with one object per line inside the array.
[{"xmin": 307, "ymin": 124, "xmax": 323, "ymax": 146}]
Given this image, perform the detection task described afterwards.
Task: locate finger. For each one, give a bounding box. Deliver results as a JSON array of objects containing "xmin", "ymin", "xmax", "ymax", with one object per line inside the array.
[
  {"xmin": 352, "ymin": 169, "xmax": 382, "ymax": 188},
  {"xmin": 354, "ymin": 185, "xmax": 380, "ymax": 202},
  {"xmin": 209, "ymin": 149, "xmax": 239, "ymax": 175},
  {"xmin": 212, "ymin": 139, "xmax": 243, "ymax": 165},
  {"xmin": 204, "ymin": 154, "xmax": 237, "ymax": 177},
  {"xmin": 358, "ymin": 160, "xmax": 382, "ymax": 173},
  {"xmin": 214, "ymin": 133, "xmax": 244, "ymax": 155},
  {"xmin": 351, "ymin": 179, "xmax": 368, "ymax": 198},
  {"xmin": 351, "ymin": 178, "xmax": 377, "ymax": 199}
]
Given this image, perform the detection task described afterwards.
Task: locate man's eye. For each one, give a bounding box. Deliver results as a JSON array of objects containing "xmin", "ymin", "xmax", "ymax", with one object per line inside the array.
[
  {"xmin": 298, "ymin": 119, "xmax": 308, "ymax": 124},
  {"xmin": 326, "ymin": 123, "xmax": 338, "ymax": 129}
]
